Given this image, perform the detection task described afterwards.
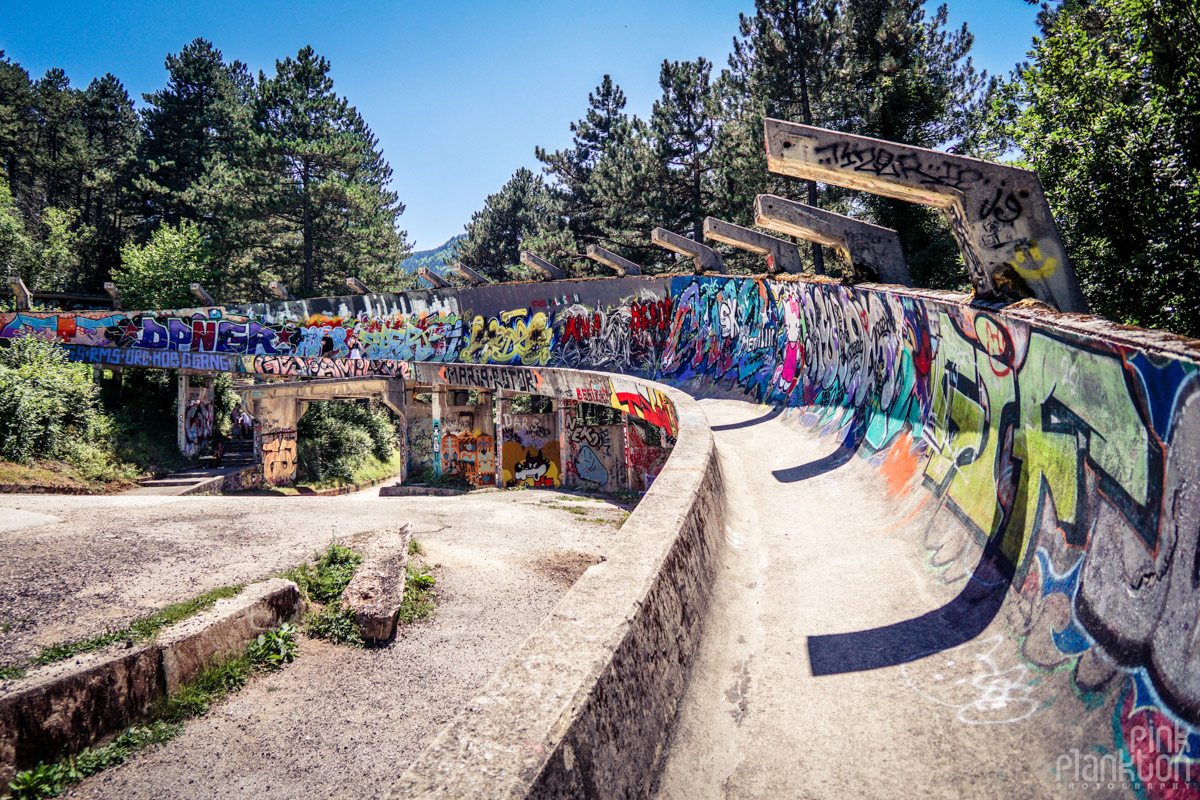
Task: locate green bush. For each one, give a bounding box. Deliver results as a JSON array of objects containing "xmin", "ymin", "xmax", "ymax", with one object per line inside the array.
[
  {"xmin": 0, "ymin": 337, "xmax": 110, "ymax": 464},
  {"xmin": 297, "ymin": 400, "xmax": 395, "ymax": 483}
]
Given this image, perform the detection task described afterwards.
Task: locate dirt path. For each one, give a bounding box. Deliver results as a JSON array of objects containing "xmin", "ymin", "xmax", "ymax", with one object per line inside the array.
[{"xmin": 0, "ymin": 486, "xmax": 626, "ymax": 798}]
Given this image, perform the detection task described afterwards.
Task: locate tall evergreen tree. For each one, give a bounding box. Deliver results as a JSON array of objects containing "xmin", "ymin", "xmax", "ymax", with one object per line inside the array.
[
  {"xmin": 727, "ymin": 0, "xmax": 839, "ymax": 274},
  {"xmin": 454, "ymin": 166, "xmax": 572, "ymax": 280},
  {"xmin": 535, "ymin": 75, "xmax": 632, "ymax": 261},
  {"xmin": 253, "ymin": 46, "xmax": 409, "ymax": 297},
  {"xmin": 649, "ymin": 58, "xmax": 721, "ymax": 246},
  {"xmin": 135, "ymin": 39, "xmax": 252, "ymax": 231},
  {"xmin": 77, "ymin": 74, "xmax": 139, "ymax": 286}
]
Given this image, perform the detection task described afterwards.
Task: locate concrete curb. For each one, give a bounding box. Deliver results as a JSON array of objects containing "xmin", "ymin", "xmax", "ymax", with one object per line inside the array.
[
  {"xmin": 392, "ymin": 379, "xmax": 723, "ymax": 799},
  {"xmin": 0, "ymin": 579, "xmax": 300, "ymax": 783}
]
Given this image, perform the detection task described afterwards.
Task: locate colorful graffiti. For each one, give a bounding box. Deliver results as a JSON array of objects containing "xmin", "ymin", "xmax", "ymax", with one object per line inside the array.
[
  {"xmin": 626, "ymin": 423, "xmax": 671, "ymax": 492},
  {"xmin": 459, "ymin": 309, "xmax": 552, "ymax": 365},
  {"xmin": 22, "ymin": 269, "xmax": 1200, "ymax": 797},
  {"xmin": 562, "ymin": 402, "xmax": 621, "ymax": 491},
  {"xmin": 260, "ymin": 428, "xmax": 298, "ymax": 485},
  {"xmin": 440, "ymin": 430, "xmax": 496, "ymax": 487},
  {"xmin": 556, "ymin": 295, "xmax": 672, "ymax": 374}
]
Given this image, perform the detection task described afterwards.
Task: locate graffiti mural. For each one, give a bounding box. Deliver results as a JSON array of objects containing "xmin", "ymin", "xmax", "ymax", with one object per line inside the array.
[
  {"xmin": 626, "ymin": 423, "xmax": 671, "ymax": 492},
  {"xmin": 260, "ymin": 428, "xmax": 298, "ymax": 485},
  {"xmin": 440, "ymin": 430, "xmax": 496, "ymax": 487},
  {"xmin": 561, "ymin": 401, "xmax": 622, "ymax": 491},
  {"xmin": 24, "ymin": 267, "xmax": 1200, "ymax": 797},
  {"xmin": 501, "ymin": 412, "xmax": 560, "ymax": 488},
  {"xmin": 459, "ymin": 308, "xmax": 553, "ymax": 365},
  {"xmin": 182, "ymin": 390, "xmax": 215, "ymax": 455}
]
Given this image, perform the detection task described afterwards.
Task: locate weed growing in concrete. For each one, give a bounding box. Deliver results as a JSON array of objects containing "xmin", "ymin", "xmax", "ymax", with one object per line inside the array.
[
  {"xmin": 280, "ymin": 542, "xmax": 362, "ymax": 604},
  {"xmin": 307, "ymin": 604, "xmax": 363, "ymax": 647},
  {"xmin": 408, "ymin": 536, "xmax": 424, "ymax": 556},
  {"xmin": 247, "ymin": 623, "xmax": 297, "ymax": 670},
  {"xmin": 0, "ymin": 665, "xmax": 26, "ymax": 681},
  {"xmin": 398, "ymin": 563, "xmax": 437, "ymax": 625},
  {"xmin": 5, "ymin": 624, "xmax": 296, "ymax": 799},
  {"xmin": 8, "ymin": 585, "xmax": 246, "ymax": 677}
]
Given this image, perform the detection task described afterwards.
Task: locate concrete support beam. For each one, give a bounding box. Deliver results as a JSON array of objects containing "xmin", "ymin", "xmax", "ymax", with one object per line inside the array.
[
  {"xmin": 431, "ymin": 387, "xmax": 446, "ymax": 478},
  {"xmin": 753, "ymin": 195, "xmax": 912, "ymax": 286},
  {"xmin": 702, "ymin": 216, "xmax": 803, "ymax": 275},
  {"xmin": 451, "ymin": 262, "xmax": 491, "ymax": 286},
  {"xmin": 267, "ymin": 281, "xmax": 294, "ymax": 301},
  {"xmin": 586, "ymin": 244, "xmax": 643, "ymax": 277},
  {"xmin": 650, "ymin": 228, "xmax": 721, "ymax": 274},
  {"xmin": 189, "ymin": 283, "xmax": 215, "ymax": 306},
  {"xmin": 6, "ymin": 276, "xmax": 31, "ymax": 311},
  {"xmin": 763, "ymin": 118, "xmax": 1087, "ymax": 310},
  {"xmin": 417, "ymin": 267, "xmax": 452, "ymax": 289},
  {"xmin": 519, "ymin": 251, "xmax": 564, "ymax": 281},
  {"xmin": 345, "ymin": 277, "xmax": 372, "ymax": 295},
  {"xmin": 102, "ymin": 281, "xmax": 122, "ymax": 310}
]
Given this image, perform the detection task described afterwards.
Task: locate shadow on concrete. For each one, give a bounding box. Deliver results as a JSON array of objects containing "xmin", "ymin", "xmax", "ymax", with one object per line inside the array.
[
  {"xmin": 711, "ymin": 406, "xmax": 783, "ymax": 432},
  {"xmin": 806, "ymin": 534, "xmax": 1014, "ymax": 676},
  {"xmin": 771, "ymin": 412, "xmax": 864, "ymax": 483}
]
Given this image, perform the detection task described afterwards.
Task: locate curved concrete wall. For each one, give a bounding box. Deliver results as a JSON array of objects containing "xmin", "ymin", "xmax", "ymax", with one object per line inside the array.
[{"xmin": 7, "ymin": 273, "xmax": 1200, "ymax": 796}]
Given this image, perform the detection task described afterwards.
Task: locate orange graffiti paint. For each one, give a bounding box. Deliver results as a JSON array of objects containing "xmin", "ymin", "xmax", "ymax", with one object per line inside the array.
[{"xmin": 880, "ymin": 432, "xmax": 920, "ymax": 497}]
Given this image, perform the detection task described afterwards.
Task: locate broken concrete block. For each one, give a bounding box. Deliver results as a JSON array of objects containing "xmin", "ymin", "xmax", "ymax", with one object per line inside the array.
[{"xmin": 343, "ymin": 524, "xmax": 413, "ymax": 643}]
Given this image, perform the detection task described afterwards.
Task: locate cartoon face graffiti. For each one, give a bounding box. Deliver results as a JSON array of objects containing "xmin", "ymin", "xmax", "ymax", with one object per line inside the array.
[{"xmin": 514, "ymin": 452, "xmax": 551, "ymax": 485}]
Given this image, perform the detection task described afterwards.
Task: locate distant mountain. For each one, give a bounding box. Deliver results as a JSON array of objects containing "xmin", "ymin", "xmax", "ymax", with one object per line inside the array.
[{"xmin": 399, "ymin": 234, "xmax": 465, "ymax": 275}]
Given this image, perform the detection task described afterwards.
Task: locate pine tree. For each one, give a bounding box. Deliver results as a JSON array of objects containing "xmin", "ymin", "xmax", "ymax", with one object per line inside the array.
[
  {"xmin": 830, "ymin": 0, "xmax": 989, "ymax": 288},
  {"xmin": 454, "ymin": 166, "xmax": 572, "ymax": 280},
  {"xmin": 253, "ymin": 46, "xmax": 409, "ymax": 297},
  {"xmin": 135, "ymin": 39, "xmax": 252, "ymax": 231},
  {"xmin": 77, "ymin": 74, "xmax": 139, "ymax": 287},
  {"xmin": 649, "ymin": 58, "xmax": 722, "ymax": 247},
  {"xmin": 535, "ymin": 75, "xmax": 633, "ymax": 262},
  {"xmin": 726, "ymin": 0, "xmax": 839, "ymax": 274}
]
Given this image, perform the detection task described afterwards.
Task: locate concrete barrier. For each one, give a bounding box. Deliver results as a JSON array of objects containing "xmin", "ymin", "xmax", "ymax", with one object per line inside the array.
[
  {"xmin": 393, "ymin": 381, "xmax": 722, "ymax": 799},
  {"xmin": 0, "ymin": 579, "xmax": 299, "ymax": 783}
]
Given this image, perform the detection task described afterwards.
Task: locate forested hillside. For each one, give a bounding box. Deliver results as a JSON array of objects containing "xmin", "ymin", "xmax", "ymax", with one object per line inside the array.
[
  {"xmin": 398, "ymin": 234, "xmax": 464, "ymax": 275},
  {"xmin": 0, "ymin": 40, "xmax": 415, "ymax": 307}
]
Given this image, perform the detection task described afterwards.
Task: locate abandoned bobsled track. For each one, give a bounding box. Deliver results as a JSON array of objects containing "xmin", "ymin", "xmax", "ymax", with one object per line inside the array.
[{"xmin": 5, "ymin": 121, "xmax": 1200, "ymax": 798}]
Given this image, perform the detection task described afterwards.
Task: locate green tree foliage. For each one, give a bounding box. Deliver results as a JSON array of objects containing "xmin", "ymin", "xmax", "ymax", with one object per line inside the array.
[
  {"xmin": 989, "ymin": 0, "xmax": 1200, "ymax": 335},
  {"xmin": 454, "ymin": 167, "xmax": 574, "ymax": 280},
  {"xmin": 0, "ymin": 40, "xmax": 410, "ymax": 304},
  {"xmin": 0, "ymin": 336, "xmax": 109, "ymax": 464},
  {"xmin": 296, "ymin": 400, "xmax": 395, "ymax": 484},
  {"xmin": 253, "ymin": 46, "xmax": 411, "ymax": 297},
  {"xmin": 111, "ymin": 219, "xmax": 211, "ymax": 310}
]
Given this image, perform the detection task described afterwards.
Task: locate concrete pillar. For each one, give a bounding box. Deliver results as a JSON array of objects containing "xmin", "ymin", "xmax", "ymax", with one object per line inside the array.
[
  {"xmin": 753, "ymin": 195, "xmax": 911, "ymax": 286},
  {"xmin": 519, "ymin": 251, "xmax": 565, "ymax": 280},
  {"xmin": 381, "ymin": 379, "xmax": 408, "ymax": 485},
  {"xmin": 494, "ymin": 393, "xmax": 510, "ymax": 488},
  {"xmin": 763, "ymin": 118, "xmax": 1087, "ymax": 311},
  {"xmin": 176, "ymin": 374, "xmax": 189, "ymax": 455},
  {"xmin": 345, "ymin": 277, "xmax": 371, "ymax": 295},
  {"xmin": 702, "ymin": 216, "xmax": 803, "ymax": 275},
  {"xmin": 623, "ymin": 416, "xmax": 634, "ymax": 492},
  {"xmin": 556, "ymin": 400, "xmax": 569, "ymax": 486},
  {"xmin": 249, "ymin": 396, "xmax": 305, "ymax": 485},
  {"xmin": 650, "ymin": 228, "xmax": 722, "ymax": 274},
  {"xmin": 189, "ymin": 283, "xmax": 215, "ymax": 306},
  {"xmin": 586, "ymin": 244, "xmax": 643, "ymax": 276},
  {"xmin": 6, "ymin": 277, "xmax": 31, "ymax": 311},
  {"xmin": 431, "ymin": 387, "xmax": 446, "ymax": 479}
]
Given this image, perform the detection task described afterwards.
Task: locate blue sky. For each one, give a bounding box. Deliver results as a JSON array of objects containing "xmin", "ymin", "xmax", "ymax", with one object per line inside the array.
[{"xmin": 0, "ymin": 1, "xmax": 1043, "ymax": 251}]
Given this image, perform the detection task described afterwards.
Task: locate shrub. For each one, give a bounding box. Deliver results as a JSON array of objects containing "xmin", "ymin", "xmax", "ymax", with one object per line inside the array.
[
  {"xmin": 297, "ymin": 400, "xmax": 395, "ymax": 483},
  {"xmin": 0, "ymin": 337, "xmax": 109, "ymax": 464}
]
